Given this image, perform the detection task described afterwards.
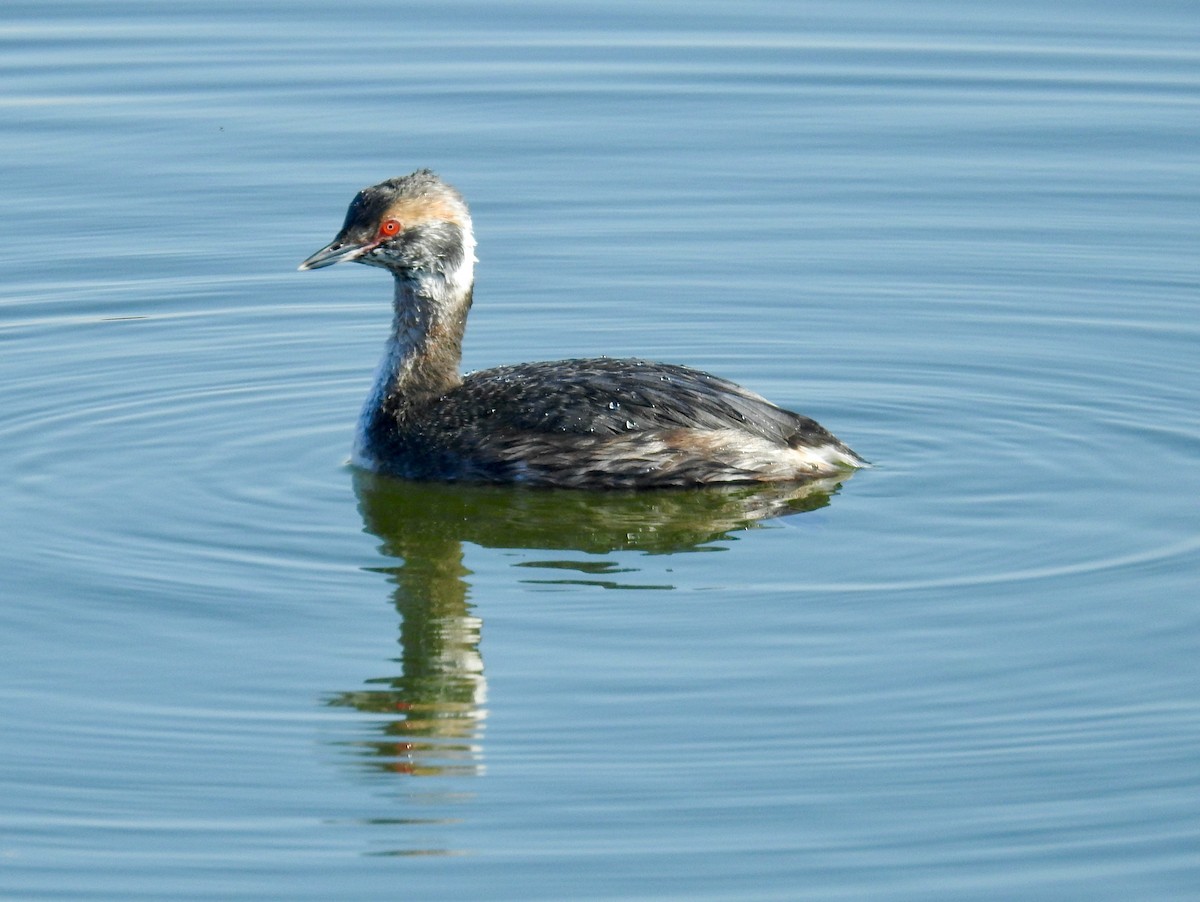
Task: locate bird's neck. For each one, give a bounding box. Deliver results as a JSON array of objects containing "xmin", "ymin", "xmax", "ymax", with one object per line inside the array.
[
  {"xmin": 386, "ymin": 275, "xmax": 470, "ymax": 396},
  {"xmin": 352, "ymin": 245, "xmax": 476, "ymax": 468},
  {"xmin": 353, "ymin": 271, "xmax": 471, "ymax": 452}
]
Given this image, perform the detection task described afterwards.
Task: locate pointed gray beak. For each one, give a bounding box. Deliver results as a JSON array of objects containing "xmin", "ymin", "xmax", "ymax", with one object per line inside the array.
[{"xmin": 298, "ymin": 237, "xmax": 373, "ymax": 271}]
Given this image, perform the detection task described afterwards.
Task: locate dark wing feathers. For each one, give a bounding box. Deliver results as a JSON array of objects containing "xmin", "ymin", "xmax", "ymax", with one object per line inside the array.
[{"xmin": 439, "ymin": 357, "xmax": 834, "ymax": 448}]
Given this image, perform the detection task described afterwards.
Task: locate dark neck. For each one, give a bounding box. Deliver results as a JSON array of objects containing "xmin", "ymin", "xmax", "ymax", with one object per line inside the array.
[
  {"xmin": 352, "ymin": 224, "xmax": 477, "ymax": 469},
  {"xmin": 353, "ymin": 274, "xmax": 473, "ymax": 467},
  {"xmin": 383, "ymin": 274, "xmax": 470, "ymax": 400}
]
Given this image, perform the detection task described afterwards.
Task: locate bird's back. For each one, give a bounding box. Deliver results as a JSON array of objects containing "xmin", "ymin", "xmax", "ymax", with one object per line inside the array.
[{"xmin": 365, "ymin": 358, "xmax": 862, "ymax": 487}]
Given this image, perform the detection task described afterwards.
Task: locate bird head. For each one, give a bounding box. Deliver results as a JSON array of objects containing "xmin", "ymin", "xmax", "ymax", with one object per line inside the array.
[{"xmin": 299, "ymin": 170, "xmax": 475, "ymax": 287}]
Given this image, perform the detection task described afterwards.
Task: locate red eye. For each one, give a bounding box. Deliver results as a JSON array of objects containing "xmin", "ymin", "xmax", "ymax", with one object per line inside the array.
[{"xmin": 379, "ymin": 219, "xmax": 402, "ymax": 237}]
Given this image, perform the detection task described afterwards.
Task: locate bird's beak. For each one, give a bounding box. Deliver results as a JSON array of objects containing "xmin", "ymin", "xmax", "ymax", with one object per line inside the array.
[{"xmin": 297, "ymin": 236, "xmax": 374, "ymax": 271}]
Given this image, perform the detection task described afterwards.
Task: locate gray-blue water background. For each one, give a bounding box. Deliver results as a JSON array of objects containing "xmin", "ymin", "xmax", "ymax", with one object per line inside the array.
[{"xmin": 2, "ymin": 2, "xmax": 1198, "ymax": 899}]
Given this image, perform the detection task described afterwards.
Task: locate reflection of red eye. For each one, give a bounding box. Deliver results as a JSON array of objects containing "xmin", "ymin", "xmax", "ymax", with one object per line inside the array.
[{"xmin": 379, "ymin": 219, "xmax": 402, "ymax": 237}]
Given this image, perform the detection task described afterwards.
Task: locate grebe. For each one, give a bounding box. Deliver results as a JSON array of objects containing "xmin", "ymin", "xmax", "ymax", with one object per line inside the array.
[{"xmin": 300, "ymin": 170, "xmax": 864, "ymax": 488}]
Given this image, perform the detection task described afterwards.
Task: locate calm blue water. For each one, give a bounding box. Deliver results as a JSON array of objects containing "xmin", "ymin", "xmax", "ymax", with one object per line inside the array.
[{"xmin": 2, "ymin": 2, "xmax": 1198, "ymax": 898}]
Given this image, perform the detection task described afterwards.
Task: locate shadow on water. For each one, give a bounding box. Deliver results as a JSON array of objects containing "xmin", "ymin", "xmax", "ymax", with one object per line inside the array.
[{"xmin": 326, "ymin": 471, "xmax": 855, "ymax": 779}]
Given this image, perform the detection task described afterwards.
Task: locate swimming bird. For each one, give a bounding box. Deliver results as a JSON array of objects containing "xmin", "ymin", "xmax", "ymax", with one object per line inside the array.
[{"xmin": 299, "ymin": 170, "xmax": 864, "ymax": 488}]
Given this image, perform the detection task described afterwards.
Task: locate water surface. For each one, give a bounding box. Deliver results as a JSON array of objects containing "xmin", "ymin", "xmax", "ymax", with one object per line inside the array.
[{"xmin": 2, "ymin": 2, "xmax": 1198, "ymax": 899}]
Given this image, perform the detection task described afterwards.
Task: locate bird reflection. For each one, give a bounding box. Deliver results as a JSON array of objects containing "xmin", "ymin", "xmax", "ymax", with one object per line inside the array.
[{"xmin": 327, "ymin": 471, "xmax": 854, "ymax": 777}]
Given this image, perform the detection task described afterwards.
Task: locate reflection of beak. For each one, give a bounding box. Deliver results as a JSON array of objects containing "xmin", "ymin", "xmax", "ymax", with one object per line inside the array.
[{"xmin": 297, "ymin": 237, "xmax": 375, "ymax": 271}]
